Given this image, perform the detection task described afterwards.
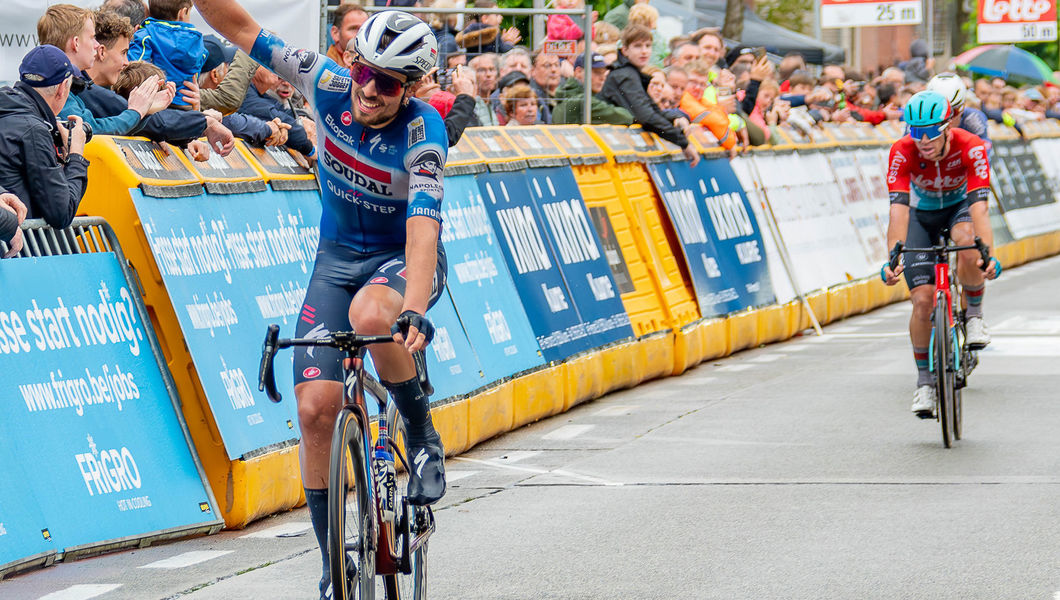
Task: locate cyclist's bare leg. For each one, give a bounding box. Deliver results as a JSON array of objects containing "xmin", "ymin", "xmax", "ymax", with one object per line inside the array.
[
  {"xmin": 350, "ymin": 284, "xmax": 446, "ymax": 505},
  {"xmin": 909, "ymin": 284, "xmax": 934, "ymax": 387}
]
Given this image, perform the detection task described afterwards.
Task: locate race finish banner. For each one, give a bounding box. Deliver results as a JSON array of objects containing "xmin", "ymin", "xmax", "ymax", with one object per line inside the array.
[
  {"xmin": 820, "ymin": 0, "xmax": 922, "ymax": 28},
  {"xmin": 132, "ymin": 189, "xmax": 322, "ymax": 459},
  {"xmin": 476, "ymin": 171, "xmax": 595, "ymax": 361},
  {"xmin": 440, "ymin": 175, "xmax": 544, "ymax": 382},
  {"xmin": 977, "ymin": 0, "xmax": 1057, "ymax": 43},
  {"xmin": 0, "ymin": 253, "xmax": 220, "ymax": 557},
  {"xmin": 648, "ymin": 159, "xmax": 774, "ymax": 317},
  {"xmin": 0, "ymin": 1, "xmax": 320, "ymax": 83},
  {"xmin": 523, "ymin": 167, "xmax": 634, "ymax": 348}
]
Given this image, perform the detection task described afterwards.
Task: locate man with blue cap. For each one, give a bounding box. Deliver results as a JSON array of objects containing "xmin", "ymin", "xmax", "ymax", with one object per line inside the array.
[{"xmin": 0, "ymin": 45, "xmax": 90, "ymax": 229}]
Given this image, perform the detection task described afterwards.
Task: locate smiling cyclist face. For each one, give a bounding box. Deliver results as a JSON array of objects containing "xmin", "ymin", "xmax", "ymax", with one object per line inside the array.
[{"xmin": 349, "ymin": 57, "xmax": 411, "ymax": 128}]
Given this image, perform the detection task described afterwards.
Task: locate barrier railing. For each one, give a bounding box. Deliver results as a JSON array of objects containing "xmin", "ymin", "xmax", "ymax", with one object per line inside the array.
[{"xmin": 7, "ymin": 119, "xmax": 1060, "ymax": 573}]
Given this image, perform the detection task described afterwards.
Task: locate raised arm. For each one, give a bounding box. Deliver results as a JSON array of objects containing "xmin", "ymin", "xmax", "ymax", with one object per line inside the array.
[{"xmin": 193, "ymin": 0, "xmax": 263, "ymax": 54}]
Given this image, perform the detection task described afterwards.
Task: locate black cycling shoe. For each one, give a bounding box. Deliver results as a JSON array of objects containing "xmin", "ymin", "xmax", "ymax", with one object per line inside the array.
[{"xmin": 405, "ymin": 426, "xmax": 446, "ymax": 505}]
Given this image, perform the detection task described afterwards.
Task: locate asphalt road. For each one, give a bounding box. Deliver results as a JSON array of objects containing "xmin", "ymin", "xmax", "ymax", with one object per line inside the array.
[{"xmin": 7, "ymin": 254, "xmax": 1060, "ymax": 600}]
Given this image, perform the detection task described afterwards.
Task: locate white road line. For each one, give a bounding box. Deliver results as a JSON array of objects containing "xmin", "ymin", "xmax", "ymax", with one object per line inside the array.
[
  {"xmin": 979, "ymin": 336, "xmax": 1060, "ymax": 357},
  {"xmin": 811, "ymin": 332, "xmax": 906, "ymax": 341},
  {"xmin": 714, "ymin": 364, "xmax": 752, "ymax": 372},
  {"xmin": 675, "ymin": 376, "xmax": 718, "ymax": 385},
  {"xmin": 542, "ymin": 424, "xmax": 595, "ymax": 440},
  {"xmin": 827, "ymin": 325, "xmax": 863, "ymax": 333},
  {"xmin": 747, "ymin": 354, "xmax": 785, "ymax": 363},
  {"xmin": 855, "ymin": 317, "xmax": 883, "ymax": 325},
  {"xmin": 446, "ymin": 470, "xmax": 479, "ymax": 482},
  {"xmin": 38, "ymin": 585, "xmax": 122, "ymax": 600},
  {"xmin": 240, "ymin": 521, "xmax": 312, "ymax": 539},
  {"xmin": 778, "ymin": 344, "xmax": 810, "ymax": 352},
  {"xmin": 451, "ymin": 456, "xmax": 623, "ymax": 486},
  {"xmin": 593, "ymin": 404, "xmax": 638, "ymax": 417},
  {"xmin": 491, "ymin": 450, "xmax": 540, "ymax": 463},
  {"xmin": 138, "ymin": 550, "xmax": 233, "ymax": 569}
]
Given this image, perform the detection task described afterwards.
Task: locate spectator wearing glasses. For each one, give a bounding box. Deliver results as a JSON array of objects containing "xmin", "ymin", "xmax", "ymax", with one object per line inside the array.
[{"xmin": 0, "ymin": 45, "xmax": 90, "ymax": 229}]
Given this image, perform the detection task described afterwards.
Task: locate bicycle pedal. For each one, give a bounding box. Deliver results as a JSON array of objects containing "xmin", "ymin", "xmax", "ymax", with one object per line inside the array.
[{"xmin": 914, "ymin": 409, "xmax": 935, "ymax": 420}]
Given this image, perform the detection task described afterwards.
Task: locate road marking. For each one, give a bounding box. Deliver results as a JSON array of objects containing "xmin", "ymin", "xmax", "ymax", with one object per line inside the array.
[
  {"xmin": 778, "ymin": 344, "xmax": 810, "ymax": 352},
  {"xmin": 993, "ymin": 315, "xmax": 1060, "ymax": 335},
  {"xmin": 979, "ymin": 336, "xmax": 1060, "ymax": 357},
  {"xmin": 675, "ymin": 376, "xmax": 718, "ymax": 384},
  {"xmin": 714, "ymin": 364, "xmax": 752, "ymax": 372},
  {"xmin": 542, "ymin": 424, "xmax": 594, "ymax": 440},
  {"xmin": 240, "ymin": 521, "xmax": 312, "ymax": 539},
  {"xmin": 810, "ymin": 332, "xmax": 906, "ymax": 341},
  {"xmin": 452, "ymin": 456, "xmax": 623, "ymax": 486},
  {"xmin": 447, "ymin": 470, "xmax": 478, "ymax": 482},
  {"xmin": 491, "ymin": 450, "xmax": 540, "ymax": 463},
  {"xmin": 38, "ymin": 585, "xmax": 122, "ymax": 600},
  {"xmin": 593, "ymin": 404, "xmax": 638, "ymax": 417},
  {"xmin": 855, "ymin": 317, "xmax": 883, "ymax": 325},
  {"xmin": 138, "ymin": 550, "xmax": 233, "ymax": 569},
  {"xmin": 747, "ymin": 354, "xmax": 785, "ymax": 363}
]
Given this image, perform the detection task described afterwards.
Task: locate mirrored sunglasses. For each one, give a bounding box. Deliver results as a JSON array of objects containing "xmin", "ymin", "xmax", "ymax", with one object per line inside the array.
[
  {"xmin": 350, "ymin": 62, "xmax": 406, "ymax": 97},
  {"xmin": 910, "ymin": 122, "xmax": 947, "ymax": 141}
]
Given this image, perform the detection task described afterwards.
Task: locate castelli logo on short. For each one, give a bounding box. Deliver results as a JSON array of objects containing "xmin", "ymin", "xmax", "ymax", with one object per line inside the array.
[
  {"xmin": 303, "ymin": 367, "xmax": 321, "ymax": 379},
  {"xmin": 981, "ymin": 0, "xmax": 1054, "ymax": 23},
  {"xmin": 369, "ymin": 276, "xmax": 388, "ymax": 284},
  {"xmin": 341, "ymin": 111, "xmax": 353, "ymax": 126}
]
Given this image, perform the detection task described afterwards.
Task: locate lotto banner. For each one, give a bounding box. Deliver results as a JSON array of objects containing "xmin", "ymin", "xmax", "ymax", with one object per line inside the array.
[
  {"xmin": 977, "ymin": 0, "xmax": 1057, "ymax": 43},
  {"xmin": 752, "ymin": 151, "xmax": 874, "ymax": 291},
  {"xmin": 0, "ymin": 253, "xmax": 219, "ymax": 560},
  {"xmin": 0, "ymin": 1, "xmax": 320, "ymax": 84},
  {"xmin": 648, "ymin": 159, "xmax": 774, "ymax": 316},
  {"xmin": 440, "ymin": 175, "xmax": 544, "ymax": 382},
  {"xmin": 522, "ymin": 167, "xmax": 634, "ymax": 348},
  {"xmin": 475, "ymin": 171, "xmax": 595, "ymax": 361},
  {"xmin": 131, "ymin": 188, "xmax": 321, "ymax": 460}
]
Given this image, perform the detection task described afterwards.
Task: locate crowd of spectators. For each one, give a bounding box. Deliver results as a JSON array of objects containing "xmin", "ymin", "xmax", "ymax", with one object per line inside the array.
[{"xmin": 4, "ymin": 0, "xmax": 1060, "ymax": 255}]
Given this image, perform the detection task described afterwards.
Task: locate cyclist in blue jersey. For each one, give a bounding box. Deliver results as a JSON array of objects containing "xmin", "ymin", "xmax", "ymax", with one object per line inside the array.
[
  {"xmin": 193, "ymin": 3, "xmax": 447, "ymax": 597},
  {"xmin": 927, "ymin": 73, "xmax": 991, "ymax": 153}
]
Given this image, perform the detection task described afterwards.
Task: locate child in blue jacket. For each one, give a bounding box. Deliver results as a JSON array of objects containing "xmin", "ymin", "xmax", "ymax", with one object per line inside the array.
[{"xmin": 128, "ymin": 0, "xmax": 206, "ymax": 107}]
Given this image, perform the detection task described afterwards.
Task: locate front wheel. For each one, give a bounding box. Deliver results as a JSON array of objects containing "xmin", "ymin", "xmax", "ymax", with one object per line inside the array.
[
  {"xmin": 329, "ymin": 408, "xmax": 376, "ymax": 600},
  {"xmin": 933, "ymin": 300, "xmax": 956, "ymax": 448}
]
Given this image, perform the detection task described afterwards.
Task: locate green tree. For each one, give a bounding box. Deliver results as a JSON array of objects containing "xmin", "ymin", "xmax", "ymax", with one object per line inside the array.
[{"xmin": 754, "ymin": 0, "xmax": 813, "ymax": 36}]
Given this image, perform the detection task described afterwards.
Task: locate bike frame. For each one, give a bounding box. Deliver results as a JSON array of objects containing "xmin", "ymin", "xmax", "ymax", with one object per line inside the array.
[{"xmin": 930, "ymin": 256, "xmax": 957, "ymax": 375}]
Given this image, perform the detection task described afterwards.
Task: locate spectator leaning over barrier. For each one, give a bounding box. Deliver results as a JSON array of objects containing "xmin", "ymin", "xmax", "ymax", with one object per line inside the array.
[
  {"xmin": 679, "ymin": 60, "xmax": 736, "ymax": 154},
  {"xmin": 42, "ymin": 5, "xmax": 167, "ymax": 136},
  {"xmin": 102, "ymin": 0, "xmax": 149, "ymax": 28},
  {"xmin": 529, "ymin": 49, "xmax": 561, "ymax": 124},
  {"xmin": 0, "ymin": 46, "xmax": 89, "ymax": 229},
  {"xmin": 553, "ymin": 52, "xmax": 633, "ymax": 125},
  {"xmin": 1, "ymin": 189, "xmax": 27, "ymax": 258},
  {"xmin": 627, "ymin": 4, "xmax": 665, "ymax": 67},
  {"xmin": 128, "ymin": 0, "xmax": 207, "ymax": 108},
  {"xmin": 468, "ymin": 53, "xmax": 501, "ymax": 126},
  {"xmin": 114, "ymin": 62, "xmax": 215, "ymax": 160},
  {"xmin": 667, "ymin": 65, "xmax": 688, "ymax": 100},
  {"xmin": 501, "ymin": 82, "xmax": 539, "ymax": 126},
  {"xmin": 599, "ymin": 24, "xmax": 699, "ymax": 166},
  {"xmin": 238, "ymin": 66, "xmax": 317, "ymax": 161},
  {"xmin": 326, "ymin": 2, "xmax": 368, "ymax": 67},
  {"xmin": 195, "ymin": 35, "xmax": 259, "ymax": 115}
]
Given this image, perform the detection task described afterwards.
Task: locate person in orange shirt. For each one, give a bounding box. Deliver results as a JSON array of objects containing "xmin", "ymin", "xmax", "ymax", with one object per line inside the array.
[{"xmin": 680, "ymin": 60, "xmax": 736, "ymax": 153}]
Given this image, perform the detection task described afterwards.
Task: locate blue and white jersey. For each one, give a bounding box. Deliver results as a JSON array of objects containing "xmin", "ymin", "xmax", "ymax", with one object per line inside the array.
[{"xmin": 250, "ymin": 30, "xmax": 447, "ymax": 253}]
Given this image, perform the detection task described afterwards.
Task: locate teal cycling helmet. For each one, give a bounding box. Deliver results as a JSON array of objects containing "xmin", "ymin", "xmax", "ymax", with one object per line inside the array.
[{"xmin": 904, "ymin": 90, "xmax": 952, "ymax": 127}]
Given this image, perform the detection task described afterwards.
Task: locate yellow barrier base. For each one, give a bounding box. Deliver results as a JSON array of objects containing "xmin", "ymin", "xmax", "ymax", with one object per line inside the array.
[{"xmin": 224, "ymin": 448, "xmax": 304, "ymax": 529}]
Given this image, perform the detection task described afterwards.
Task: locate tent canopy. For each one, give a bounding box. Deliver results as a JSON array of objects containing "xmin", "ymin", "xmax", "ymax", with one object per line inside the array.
[{"xmin": 654, "ymin": 0, "xmax": 846, "ymax": 65}]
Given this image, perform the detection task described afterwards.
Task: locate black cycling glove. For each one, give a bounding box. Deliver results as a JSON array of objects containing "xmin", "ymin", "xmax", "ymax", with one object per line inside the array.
[{"xmin": 391, "ymin": 310, "xmax": 435, "ymax": 344}]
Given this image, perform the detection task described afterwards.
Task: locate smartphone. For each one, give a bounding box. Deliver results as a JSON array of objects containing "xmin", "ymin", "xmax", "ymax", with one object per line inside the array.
[
  {"xmin": 753, "ymin": 47, "xmax": 767, "ymax": 61},
  {"xmin": 436, "ymin": 68, "xmax": 452, "ymax": 90}
]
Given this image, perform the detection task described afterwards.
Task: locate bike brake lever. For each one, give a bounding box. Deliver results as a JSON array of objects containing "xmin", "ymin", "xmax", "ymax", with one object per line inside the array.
[
  {"xmin": 412, "ymin": 350, "xmax": 434, "ymax": 397},
  {"xmin": 888, "ymin": 241, "xmax": 904, "ymax": 271},
  {"xmin": 258, "ymin": 324, "xmax": 282, "ymax": 403},
  {"xmin": 974, "ymin": 236, "xmax": 990, "ymax": 272}
]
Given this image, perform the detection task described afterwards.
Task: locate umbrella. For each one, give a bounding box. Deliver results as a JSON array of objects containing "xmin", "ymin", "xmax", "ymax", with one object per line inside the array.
[{"xmin": 951, "ymin": 44, "xmax": 1058, "ymax": 85}]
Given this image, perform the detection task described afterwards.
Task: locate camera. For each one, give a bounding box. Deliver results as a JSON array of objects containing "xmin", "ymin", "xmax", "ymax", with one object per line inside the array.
[{"xmin": 64, "ymin": 118, "xmax": 93, "ymax": 144}]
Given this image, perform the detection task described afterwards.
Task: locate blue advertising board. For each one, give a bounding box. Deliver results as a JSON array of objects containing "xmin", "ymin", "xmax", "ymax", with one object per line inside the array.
[
  {"xmin": 422, "ymin": 290, "xmax": 488, "ymax": 400},
  {"xmin": 475, "ymin": 171, "xmax": 593, "ymax": 362},
  {"xmin": 524, "ymin": 167, "xmax": 634, "ymax": 347},
  {"xmin": 132, "ymin": 188, "xmax": 321, "ymax": 459},
  {"xmin": 0, "ymin": 253, "xmax": 220, "ymax": 556},
  {"xmin": 0, "ymin": 440, "xmax": 55, "ymax": 573},
  {"xmin": 441, "ymin": 175, "xmax": 544, "ymax": 381},
  {"xmin": 648, "ymin": 160, "xmax": 774, "ymax": 316}
]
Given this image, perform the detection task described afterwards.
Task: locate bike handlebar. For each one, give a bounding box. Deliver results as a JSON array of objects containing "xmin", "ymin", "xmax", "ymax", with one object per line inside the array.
[
  {"xmin": 257, "ymin": 324, "xmax": 433, "ymax": 403},
  {"xmin": 888, "ymin": 237, "xmax": 991, "ymax": 273}
]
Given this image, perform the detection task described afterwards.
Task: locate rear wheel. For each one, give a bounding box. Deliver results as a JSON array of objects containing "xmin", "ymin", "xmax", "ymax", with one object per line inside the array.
[
  {"xmin": 933, "ymin": 301, "xmax": 955, "ymax": 448},
  {"xmin": 329, "ymin": 408, "xmax": 376, "ymax": 600}
]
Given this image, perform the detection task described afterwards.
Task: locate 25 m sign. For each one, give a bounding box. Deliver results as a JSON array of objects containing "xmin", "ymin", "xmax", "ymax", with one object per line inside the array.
[
  {"xmin": 978, "ymin": 0, "xmax": 1057, "ymax": 43},
  {"xmin": 821, "ymin": 0, "xmax": 922, "ymax": 28}
]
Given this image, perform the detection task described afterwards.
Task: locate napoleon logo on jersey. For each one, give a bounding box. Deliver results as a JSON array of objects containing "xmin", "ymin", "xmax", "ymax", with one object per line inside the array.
[{"xmin": 411, "ymin": 150, "xmax": 442, "ymax": 181}]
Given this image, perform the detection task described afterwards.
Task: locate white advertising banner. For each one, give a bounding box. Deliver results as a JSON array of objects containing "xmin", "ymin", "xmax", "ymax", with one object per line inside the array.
[
  {"xmin": 820, "ymin": 0, "xmax": 922, "ymax": 29},
  {"xmin": 730, "ymin": 155, "xmax": 797, "ymax": 303},
  {"xmin": 752, "ymin": 150, "xmax": 875, "ymax": 292},
  {"xmin": 977, "ymin": 0, "xmax": 1057, "ymax": 43},
  {"xmin": 0, "ymin": 0, "xmax": 320, "ymax": 83},
  {"xmin": 828, "ymin": 151, "xmax": 889, "ymax": 265}
]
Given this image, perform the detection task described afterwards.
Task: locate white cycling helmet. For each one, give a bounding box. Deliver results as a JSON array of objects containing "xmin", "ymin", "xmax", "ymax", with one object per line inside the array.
[
  {"xmin": 353, "ymin": 10, "xmax": 437, "ymax": 80},
  {"xmin": 927, "ymin": 72, "xmax": 967, "ymax": 112}
]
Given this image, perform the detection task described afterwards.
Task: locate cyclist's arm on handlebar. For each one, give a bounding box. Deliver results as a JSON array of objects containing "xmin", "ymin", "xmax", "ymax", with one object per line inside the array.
[{"xmin": 396, "ymin": 217, "xmax": 441, "ymax": 352}]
